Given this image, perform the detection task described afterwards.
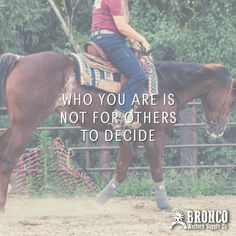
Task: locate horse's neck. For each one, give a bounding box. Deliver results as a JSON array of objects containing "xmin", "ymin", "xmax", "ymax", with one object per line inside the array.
[{"xmin": 176, "ymin": 78, "xmax": 215, "ymax": 109}]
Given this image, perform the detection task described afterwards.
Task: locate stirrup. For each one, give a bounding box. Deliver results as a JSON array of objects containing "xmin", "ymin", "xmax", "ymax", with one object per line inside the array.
[{"xmin": 110, "ymin": 109, "xmax": 141, "ymax": 130}]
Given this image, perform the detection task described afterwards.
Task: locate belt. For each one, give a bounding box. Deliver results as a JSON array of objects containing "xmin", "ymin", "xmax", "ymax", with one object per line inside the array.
[{"xmin": 91, "ymin": 29, "xmax": 117, "ymax": 37}]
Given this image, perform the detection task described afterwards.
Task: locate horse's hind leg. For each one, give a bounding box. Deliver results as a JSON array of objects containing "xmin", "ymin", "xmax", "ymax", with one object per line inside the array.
[
  {"xmin": 0, "ymin": 124, "xmax": 35, "ymax": 212},
  {"xmin": 0, "ymin": 129, "xmax": 12, "ymax": 212},
  {"xmin": 0, "ymin": 129, "xmax": 12, "ymax": 155},
  {"xmin": 96, "ymin": 141, "xmax": 134, "ymax": 204}
]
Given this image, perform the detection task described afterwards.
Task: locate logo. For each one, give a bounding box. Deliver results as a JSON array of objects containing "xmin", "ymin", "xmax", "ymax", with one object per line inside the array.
[
  {"xmin": 169, "ymin": 211, "xmax": 187, "ymax": 229},
  {"xmin": 169, "ymin": 210, "xmax": 229, "ymax": 231}
]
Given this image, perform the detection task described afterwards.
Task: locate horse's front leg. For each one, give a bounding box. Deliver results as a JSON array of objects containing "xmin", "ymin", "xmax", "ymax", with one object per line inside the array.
[
  {"xmin": 144, "ymin": 131, "xmax": 171, "ymax": 210},
  {"xmin": 96, "ymin": 140, "xmax": 134, "ymax": 204},
  {"xmin": 0, "ymin": 129, "xmax": 12, "ymax": 155},
  {"xmin": 0, "ymin": 129, "xmax": 13, "ymax": 213}
]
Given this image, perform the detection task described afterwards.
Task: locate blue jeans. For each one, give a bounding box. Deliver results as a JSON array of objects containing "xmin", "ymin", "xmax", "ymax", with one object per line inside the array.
[{"xmin": 91, "ymin": 34, "xmax": 147, "ymax": 113}]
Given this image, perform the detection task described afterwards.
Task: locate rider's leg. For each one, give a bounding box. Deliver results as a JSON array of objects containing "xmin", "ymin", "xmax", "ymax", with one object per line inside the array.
[{"xmin": 91, "ymin": 34, "xmax": 147, "ymax": 127}]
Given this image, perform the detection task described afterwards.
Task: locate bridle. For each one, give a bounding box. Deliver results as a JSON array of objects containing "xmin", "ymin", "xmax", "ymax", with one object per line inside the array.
[{"xmin": 208, "ymin": 78, "xmax": 233, "ymax": 124}]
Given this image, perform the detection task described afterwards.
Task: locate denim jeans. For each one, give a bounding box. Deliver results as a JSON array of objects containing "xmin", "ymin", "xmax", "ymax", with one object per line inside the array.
[{"xmin": 91, "ymin": 34, "xmax": 147, "ymax": 113}]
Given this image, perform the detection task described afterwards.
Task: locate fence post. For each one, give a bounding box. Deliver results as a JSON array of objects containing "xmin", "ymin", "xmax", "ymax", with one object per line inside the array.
[
  {"xmin": 180, "ymin": 107, "xmax": 198, "ymax": 183},
  {"xmin": 85, "ymin": 132, "xmax": 91, "ymax": 168}
]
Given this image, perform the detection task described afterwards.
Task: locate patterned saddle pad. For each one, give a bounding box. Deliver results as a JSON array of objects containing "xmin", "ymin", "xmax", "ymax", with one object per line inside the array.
[{"xmin": 69, "ymin": 53, "xmax": 159, "ymax": 95}]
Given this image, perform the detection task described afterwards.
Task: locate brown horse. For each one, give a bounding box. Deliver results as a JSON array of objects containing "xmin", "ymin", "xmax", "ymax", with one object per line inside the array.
[{"xmin": 0, "ymin": 51, "xmax": 235, "ymax": 213}]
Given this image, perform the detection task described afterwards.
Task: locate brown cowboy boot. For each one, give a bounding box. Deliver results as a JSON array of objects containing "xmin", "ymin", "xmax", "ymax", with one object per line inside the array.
[{"xmin": 111, "ymin": 109, "xmax": 141, "ymax": 131}]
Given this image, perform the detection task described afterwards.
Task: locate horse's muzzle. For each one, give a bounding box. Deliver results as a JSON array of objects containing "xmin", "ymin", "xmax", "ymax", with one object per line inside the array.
[{"xmin": 206, "ymin": 120, "xmax": 226, "ymax": 138}]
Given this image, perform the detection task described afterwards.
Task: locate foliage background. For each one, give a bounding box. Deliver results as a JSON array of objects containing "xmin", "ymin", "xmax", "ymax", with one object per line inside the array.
[{"xmin": 0, "ymin": 0, "xmax": 235, "ymax": 196}]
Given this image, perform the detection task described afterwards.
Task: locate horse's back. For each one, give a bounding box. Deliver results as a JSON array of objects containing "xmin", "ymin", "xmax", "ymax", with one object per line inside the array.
[
  {"xmin": 4, "ymin": 51, "xmax": 73, "ymax": 121},
  {"xmin": 21, "ymin": 51, "xmax": 72, "ymax": 71},
  {"xmin": 7, "ymin": 51, "xmax": 73, "ymax": 85}
]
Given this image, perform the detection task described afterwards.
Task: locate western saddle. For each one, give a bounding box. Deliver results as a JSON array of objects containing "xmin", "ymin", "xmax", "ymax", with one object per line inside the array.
[{"xmin": 83, "ymin": 41, "xmax": 143, "ymax": 89}]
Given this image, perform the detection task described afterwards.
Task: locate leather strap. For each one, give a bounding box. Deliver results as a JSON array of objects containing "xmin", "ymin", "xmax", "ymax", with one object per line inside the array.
[{"xmin": 84, "ymin": 42, "xmax": 108, "ymax": 61}]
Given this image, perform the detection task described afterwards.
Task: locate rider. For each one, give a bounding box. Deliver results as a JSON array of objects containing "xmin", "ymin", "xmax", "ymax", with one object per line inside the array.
[{"xmin": 91, "ymin": 0, "xmax": 151, "ymax": 129}]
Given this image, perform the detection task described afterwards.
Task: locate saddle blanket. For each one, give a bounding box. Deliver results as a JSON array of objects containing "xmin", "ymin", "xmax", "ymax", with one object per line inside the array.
[{"xmin": 69, "ymin": 53, "xmax": 159, "ymax": 95}]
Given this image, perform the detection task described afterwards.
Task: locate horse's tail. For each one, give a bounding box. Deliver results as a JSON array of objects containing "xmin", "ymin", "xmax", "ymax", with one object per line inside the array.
[{"xmin": 0, "ymin": 53, "xmax": 20, "ymax": 104}]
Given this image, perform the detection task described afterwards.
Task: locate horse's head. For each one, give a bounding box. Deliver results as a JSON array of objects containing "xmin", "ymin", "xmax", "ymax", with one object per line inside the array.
[{"xmin": 201, "ymin": 79, "xmax": 236, "ymax": 138}]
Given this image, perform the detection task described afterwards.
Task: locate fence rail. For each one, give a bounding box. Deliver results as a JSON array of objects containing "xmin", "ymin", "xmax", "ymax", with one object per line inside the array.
[
  {"xmin": 1, "ymin": 105, "xmax": 236, "ymax": 171},
  {"xmin": 0, "ymin": 121, "xmax": 236, "ymax": 133},
  {"xmin": 79, "ymin": 165, "xmax": 236, "ymax": 171},
  {"xmin": 65, "ymin": 143, "xmax": 236, "ymax": 152},
  {"xmin": 12, "ymin": 165, "xmax": 236, "ymax": 173}
]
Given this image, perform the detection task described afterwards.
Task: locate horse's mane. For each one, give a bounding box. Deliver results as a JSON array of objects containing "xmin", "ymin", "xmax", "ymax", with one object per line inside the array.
[{"xmin": 155, "ymin": 61, "xmax": 230, "ymax": 92}]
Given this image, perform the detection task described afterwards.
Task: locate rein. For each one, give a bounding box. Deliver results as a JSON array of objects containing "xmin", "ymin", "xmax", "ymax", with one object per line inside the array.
[{"xmin": 212, "ymin": 78, "xmax": 233, "ymax": 123}]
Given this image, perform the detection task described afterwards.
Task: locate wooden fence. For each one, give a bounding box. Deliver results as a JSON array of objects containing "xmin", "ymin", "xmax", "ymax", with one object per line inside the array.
[{"xmin": 1, "ymin": 103, "xmax": 236, "ymax": 172}]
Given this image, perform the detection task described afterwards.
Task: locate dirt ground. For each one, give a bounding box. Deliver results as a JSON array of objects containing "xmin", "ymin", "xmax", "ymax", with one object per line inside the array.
[{"xmin": 0, "ymin": 195, "xmax": 235, "ymax": 236}]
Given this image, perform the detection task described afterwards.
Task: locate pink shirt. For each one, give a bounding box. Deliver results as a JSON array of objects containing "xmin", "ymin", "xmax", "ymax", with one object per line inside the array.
[{"xmin": 91, "ymin": 0, "xmax": 124, "ymax": 33}]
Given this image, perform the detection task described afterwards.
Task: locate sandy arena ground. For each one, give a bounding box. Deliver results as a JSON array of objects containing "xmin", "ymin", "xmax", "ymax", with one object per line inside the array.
[{"xmin": 0, "ymin": 195, "xmax": 235, "ymax": 236}]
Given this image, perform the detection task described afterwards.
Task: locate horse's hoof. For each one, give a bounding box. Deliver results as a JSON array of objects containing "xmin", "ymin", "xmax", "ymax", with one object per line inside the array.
[
  {"xmin": 0, "ymin": 207, "xmax": 5, "ymax": 214},
  {"xmin": 96, "ymin": 179, "xmax": 119, "ymax": 205},
  {"xmin": 156, "ymin": 198, "xmax": 172, "ymax": 210},
  {"xmin": 158, "ymin": 204, "xmax": 172, "ymax": 211},
  {"xmin": 96, "ymin": 192, "xmax": 110, "ymax": 205},
  {"xmin": 154, "ymin": 182, "xmax": 171, "ymax": 210}
]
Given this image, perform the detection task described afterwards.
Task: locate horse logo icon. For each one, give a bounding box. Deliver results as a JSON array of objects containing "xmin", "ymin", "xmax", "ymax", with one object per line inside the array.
[{"xmin": 169, "ymin": 211, "xmax": 187, "ymax": 230}]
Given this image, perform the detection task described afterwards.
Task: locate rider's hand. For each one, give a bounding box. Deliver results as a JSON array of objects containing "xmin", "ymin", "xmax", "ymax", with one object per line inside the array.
[
  {"xmin": 127, "ymin": 38, "xmax": 142, "ymax": 50},
  {"xmin": 140, "ymin": 38, "xmax": 151, "ymax": 53},
  {"xmin": 132, "ymin": 40, "xmax": 142, "ymax": 50}
]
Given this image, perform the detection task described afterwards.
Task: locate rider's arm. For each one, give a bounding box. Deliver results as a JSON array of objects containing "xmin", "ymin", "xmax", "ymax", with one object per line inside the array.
[{"xmin": 113, "ymin": 15, "xmax": 151, "ymax": 52}]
